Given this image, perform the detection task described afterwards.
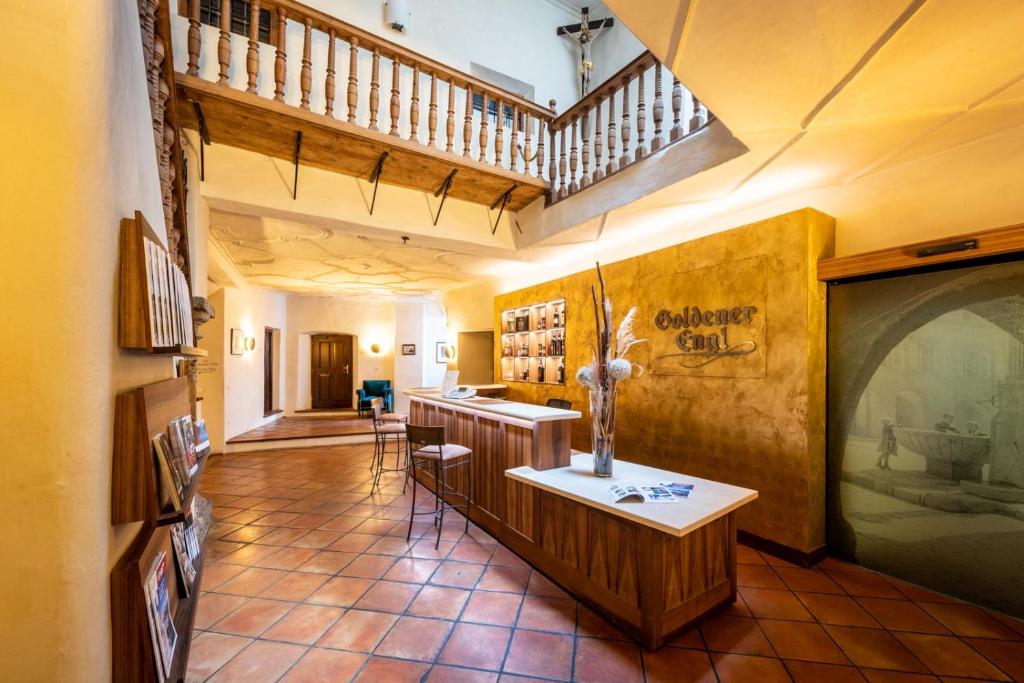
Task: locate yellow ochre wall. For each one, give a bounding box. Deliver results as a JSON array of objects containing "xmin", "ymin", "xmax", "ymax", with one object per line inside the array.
[{"xmin": 494, "ymin": 209, "xmax": 834, "ymax": 554}]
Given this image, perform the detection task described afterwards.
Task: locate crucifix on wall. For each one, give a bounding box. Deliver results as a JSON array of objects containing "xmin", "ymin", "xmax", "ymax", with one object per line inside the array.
[{"xmin": 557, "ymin": 6, "xmax": 614, "ymax": 98}]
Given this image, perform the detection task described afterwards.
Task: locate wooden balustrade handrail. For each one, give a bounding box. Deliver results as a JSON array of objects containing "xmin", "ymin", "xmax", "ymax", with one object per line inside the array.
[
  {"xmin": 551, "ymin": 50, "xmax": 656, "ymax": 129},
  {"xmin": 253, "ymin": 0, "xmax": 553, "ymax": 121}
]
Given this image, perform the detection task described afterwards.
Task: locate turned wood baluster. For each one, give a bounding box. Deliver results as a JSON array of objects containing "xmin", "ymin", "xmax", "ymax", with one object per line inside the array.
[
  {"xmin": 558, "ymin": 125, "xmax": 568, "ymax": 199},
  {"xmin": 493, "ymin": 99, "xmax": 504, "ymax": 167},
  {"xmin": 651, "ymin": 63, "xmax": 664, "ymax": 151},
  {"xmin": 409, "ymin": 64, "xmax": 420, "ymax": 141},
  {"xmin": 389, "ymin": 57, "xmax": 401, "ymax": 136},
  {"xmin": 245, "ymin": 0, "xmax": 260, "ymax": 93},
  {"xmin": 217, "ymin": 0, "xmax": 231, "ymax": 85},
  {"xmin": 478, "ymin": 93, "xmax": 489, "ymax": 163},
  {"xmin": 346, "ymin": 37, "xmax": 359, "ymax": 123},
  {"xmin": 670, "ymin": 78, "xmax": 682, "ymax": 141},
  {"xmin": 427, "ymin": 72, "xmax": 438, "ymax": 147},
  {"xmin": 635, "ymin": 67, "xmax": 646, "ymax": 160},
  {"xmin": 537, "ymin": 115, "xmax": 547, "ymax": 181},
  {"xmin": 445, "ymin": 80, "xmax": 456, "ymax": 152},
  {"xmin": 186, "ymin": 0, "xmax": 200, "ymax": 76},
  {"xmin": 619, "ymin": 74, "xmax": 632, "ymax": 167},
  {"xmin": 580, "ymin": 109, "xmax": 590, "ymax": 188},
  {"xmin": 522, "ymin": 112, "xmax": 531, "ymax": 176},
  {"xmin": 593, "ymin": 95, "xmax": 604, "ymax": 182},
  {"xmin": 511, "ymin": 107, "xmax": 520, "ymax": 173},
  {"xmin": 463, "ymin": 86, "xmax": 473, "ymax": 157},
  {"xmin": 324, "ymin": 29, "xmax": 336, "ymax": 116},
  {"xmin": 300, "ymin": 19, "xmax": 313, "ymax": 110},
  {"xmin": 606, "ymin": 87, "xmax": 618, "ymax": 175},
  {"xmin": 689, "ymin": 92, "xmax": 707, "ymax": 132},
  {"xmin": 273, "ymin": 8, "xmax": 287, "ymax": 102},
  {"xmin": 569, "ymin": 116, "xmax": 579, "ymax": 193},
  {"xmin": 369, "ymin": 48, "xmax": 380, "ymax": 130}
]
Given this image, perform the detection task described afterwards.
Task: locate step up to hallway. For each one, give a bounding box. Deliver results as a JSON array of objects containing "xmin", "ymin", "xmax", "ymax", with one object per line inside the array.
[{"xmin": 225, "ymin": 415, "xmax": 375, "ymax": 453}]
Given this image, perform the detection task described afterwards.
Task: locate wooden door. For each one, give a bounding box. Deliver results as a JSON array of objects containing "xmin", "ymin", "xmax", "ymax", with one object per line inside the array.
[
  {"xmin": 311, "ymin": 334, "xmax": 353, "ymax": 409},
  {"xmin": 264, "ymin": 328, "xmax": 274, "ymax": 415}
]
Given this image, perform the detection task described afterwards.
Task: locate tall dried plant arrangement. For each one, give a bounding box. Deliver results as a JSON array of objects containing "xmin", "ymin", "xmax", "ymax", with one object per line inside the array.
[{"xmin": 575, "ymin": 263, "xmax": 646, "ymax": 476}]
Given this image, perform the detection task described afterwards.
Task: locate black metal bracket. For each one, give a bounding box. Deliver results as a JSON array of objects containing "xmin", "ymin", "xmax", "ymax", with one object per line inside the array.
[
  {"xmin": 368, "ymin": 152, "xmax": 389, "ymax": 215},
  {"xmin": 191, "ymin": 100, "xmax": 210, "ymax": 181},
  {"xmin": 292, "ymin": 131, "xmax": 303, "ymax": 200},
  {"xmin": 433, "ymin": 170, "xmax": 457, "ymax": 226},
  {"xmin": 489, "ymin": 184, "xmax": 517, "ymax": 235}
]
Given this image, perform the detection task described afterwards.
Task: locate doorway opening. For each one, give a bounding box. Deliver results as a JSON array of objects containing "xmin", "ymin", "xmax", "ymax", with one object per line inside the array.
[
  {"xmin": 311, "ymin": 333, "xmax": 354, "ymax": 409},
  {"xmin": 456, "ymin": 330, "xmax": 495, "ymax": 384},
  {"xmin": 263, "ymin": 327, "xmax": 282, "ymax": 417}
]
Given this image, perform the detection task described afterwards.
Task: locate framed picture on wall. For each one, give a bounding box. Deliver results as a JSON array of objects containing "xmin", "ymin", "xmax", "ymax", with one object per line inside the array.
[
  {"xmin": 230, "ymin": 328, "xmax": 245, "ymax": 356},
  {"xmin": 436, "ymin": 342, "xmax": 452, "ymax": 364},
  {"xmin": 401, "ymin": 344, "xmax": 416, "ymax": 356}
]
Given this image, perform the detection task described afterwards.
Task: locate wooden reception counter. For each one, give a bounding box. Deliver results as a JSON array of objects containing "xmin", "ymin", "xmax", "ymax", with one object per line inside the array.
[{"xmin": 406, "ymin": 390, "xmax": 758, "ymax": 648}]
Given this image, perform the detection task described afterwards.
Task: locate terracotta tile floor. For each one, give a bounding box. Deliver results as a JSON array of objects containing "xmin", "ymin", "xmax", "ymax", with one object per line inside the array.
[{"xmin": 188, "ymin": 444, "xmax": 1024, "ymax": 682}]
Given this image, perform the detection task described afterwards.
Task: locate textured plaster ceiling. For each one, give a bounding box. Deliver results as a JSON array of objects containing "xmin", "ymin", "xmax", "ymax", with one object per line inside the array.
[{"xmin": 210, "ymin": 211, "xmax": 514, "ymax": 297}]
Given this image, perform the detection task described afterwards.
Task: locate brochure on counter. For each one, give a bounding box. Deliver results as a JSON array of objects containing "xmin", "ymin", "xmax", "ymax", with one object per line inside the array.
[{"xmin": 607, "ymin": 481, "xmax": 695, "ymax": 504}]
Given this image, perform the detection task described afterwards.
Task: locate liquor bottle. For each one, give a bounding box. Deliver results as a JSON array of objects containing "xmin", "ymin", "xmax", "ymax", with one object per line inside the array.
[
  {"xmin": 557, "ymin": 360, "xmax": 565, "ymax": 384},
  {"xmin": 538, "ymin": 312, "xmax": 545, "ymax": 330},
  {"xmin": 553, "ymin": 308, "xmax": 560, "ymax": 328},
  {"xmin": 521, "ymin": 367, "xmax": 529, "ymax": 381},
  {"xmin": 538, "ymin": 362, "xmax": 545, "ymax": 382}
]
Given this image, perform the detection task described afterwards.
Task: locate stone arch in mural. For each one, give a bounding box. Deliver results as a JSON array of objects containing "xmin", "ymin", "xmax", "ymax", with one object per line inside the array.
[{"xmin": 827, "ymin": 260, "xmax": 1024, "ymax": 556}]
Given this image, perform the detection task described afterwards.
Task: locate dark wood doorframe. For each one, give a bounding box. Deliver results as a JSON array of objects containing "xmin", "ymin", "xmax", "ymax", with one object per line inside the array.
[
  {"xmin": 311, "ymin": 333, "xmax": 354, "ymax": 409},
  {"xmin": 263, "ymin": 328, "xmax": 275, "ymax": 416}
]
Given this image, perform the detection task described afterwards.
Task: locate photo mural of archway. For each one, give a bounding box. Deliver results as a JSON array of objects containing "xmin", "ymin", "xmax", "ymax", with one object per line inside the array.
[{"xmin": 828, "ymin": 258, "xmax": 1024, "ymax": 617}]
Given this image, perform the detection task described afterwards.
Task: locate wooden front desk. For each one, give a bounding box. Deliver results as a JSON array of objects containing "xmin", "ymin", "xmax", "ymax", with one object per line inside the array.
[{"xmin": 406, "ymin": 392, "xmax": 757, "ymax": 649}]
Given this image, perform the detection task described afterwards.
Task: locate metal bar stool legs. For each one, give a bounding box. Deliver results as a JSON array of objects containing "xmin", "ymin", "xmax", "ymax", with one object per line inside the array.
[{"xmin": 404, "ymin": 423, "xmax": 472, "ymax": 548}]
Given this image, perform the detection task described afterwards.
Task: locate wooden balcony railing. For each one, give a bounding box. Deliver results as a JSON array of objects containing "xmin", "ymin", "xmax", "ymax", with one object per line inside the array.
[
  {"xmin": 546, "ymin": 51, "xmax": 711, "ymax": 204},
  {"xmin": 179, "ymin": 0, "xmax": 553, "ymax": 186},
  {"xmin": 173, "ymin": 1, "xmax": 710, "ymax": 211}
]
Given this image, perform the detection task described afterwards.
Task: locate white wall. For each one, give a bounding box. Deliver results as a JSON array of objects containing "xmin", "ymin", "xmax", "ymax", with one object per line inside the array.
[
  {"xmin": 287, "ymin": 295, "xmax": 396, "ymax": 412},
  {"xmin": 0, "ymin": 0, "xmax": 175, "ymax": 679},
  {"xmin": 222, "ymin": 285, "xmax": 288, "ymax": 439}
]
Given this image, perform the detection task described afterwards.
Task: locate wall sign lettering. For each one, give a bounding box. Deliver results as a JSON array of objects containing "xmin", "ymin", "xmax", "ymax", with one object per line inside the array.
[
  {"xmin": 654, "ymin": 306, "xmax": 759, "ymax": 365},
  {"xmin": 646, "ymin": 256, "xmax": 767, "ymax": 378}
]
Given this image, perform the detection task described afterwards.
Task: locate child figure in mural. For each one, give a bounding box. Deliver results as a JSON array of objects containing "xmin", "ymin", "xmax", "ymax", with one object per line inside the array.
[
  {"xmin": 935, "ymin": 413, "xmax": 960, "ymax": 433},
  {"xmin": 876, "ymin": 417, "xmax": 898, "ymax": 470}
]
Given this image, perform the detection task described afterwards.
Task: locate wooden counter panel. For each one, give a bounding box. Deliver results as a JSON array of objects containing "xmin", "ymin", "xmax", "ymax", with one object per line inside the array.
[
  {"xmin": 504, "ymin": 424, "xmax": 536, "ymax": 542},
  {"xmin": 472, "ymin": 416, "xmax": 504, "ymax": 526}
]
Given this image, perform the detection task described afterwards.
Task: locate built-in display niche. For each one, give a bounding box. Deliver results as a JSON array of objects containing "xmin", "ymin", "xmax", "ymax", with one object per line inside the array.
[{"xmin": 500, "ymin": 299, "xmax": 567, "ymax": 385}]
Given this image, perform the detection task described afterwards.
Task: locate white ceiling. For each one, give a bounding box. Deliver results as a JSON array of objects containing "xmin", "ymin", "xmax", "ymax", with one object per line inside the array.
[{"xmin": 209, "ymin": 210, "xmax": 515, "ymax": 298}]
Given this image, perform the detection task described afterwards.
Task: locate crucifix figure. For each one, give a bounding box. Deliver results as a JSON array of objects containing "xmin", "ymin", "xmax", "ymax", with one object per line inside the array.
[{"xmin": 557, "ymin": 6, "xmax": 614, "ymax": 98}]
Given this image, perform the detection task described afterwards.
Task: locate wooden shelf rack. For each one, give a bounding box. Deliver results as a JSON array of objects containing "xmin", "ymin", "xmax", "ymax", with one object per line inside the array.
[{"xmin": 111, "ymin": 375, "xmax": 209, "ymax": 683}]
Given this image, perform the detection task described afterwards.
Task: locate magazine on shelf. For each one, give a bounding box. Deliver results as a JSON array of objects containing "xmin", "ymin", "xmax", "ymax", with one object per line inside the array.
[
  {"xmin": 194, "ymin": 419, "xmax": 211, "ymax": 457},
  {"xmin": 144, "ymin": 551, "xmax": 177, "ymax": 681},
  {"xmin": 177, "ymin": 415, "xmax": 199, "ymax": 474},
  {"xmin": 152, "ymin": 434, "xmax": 183, "ymax": 510},
  {"xmin": 607, "ymin": 482, "xmax": 679, "ymax": 504},
  {"xmin": 170, "ymin": 523, "xmax": 197, "ymax": 596},
  {"xmin": 166, "ymin": 419, "xmax": 193, "ymax": 488}
]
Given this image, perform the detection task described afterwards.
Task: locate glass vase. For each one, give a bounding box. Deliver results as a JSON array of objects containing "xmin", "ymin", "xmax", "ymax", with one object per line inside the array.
[{"xmin": 591, "ymin": 389, "xmax": 616, "ymax": 477}]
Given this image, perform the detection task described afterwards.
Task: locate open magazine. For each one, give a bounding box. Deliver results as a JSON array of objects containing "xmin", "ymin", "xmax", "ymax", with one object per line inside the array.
[{"xmin": 608, "ymin": 481, "xmax": 695, "ymax": 504}]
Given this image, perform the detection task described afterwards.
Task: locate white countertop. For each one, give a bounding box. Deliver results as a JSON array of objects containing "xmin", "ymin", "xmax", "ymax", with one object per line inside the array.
[
  {"xmin": 406, "ymin": 388, "xmax": 581, "ymax": 423},
  {"xmin": 506, "ymin": 454, "xmax": 758, "ymax": 537}
]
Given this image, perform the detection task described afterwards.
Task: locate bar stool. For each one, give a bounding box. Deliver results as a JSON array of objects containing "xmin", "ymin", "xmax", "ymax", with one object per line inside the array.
[
  {"xmin": 546, "ymin": 398, "xmax": 573, "ymax": 410},
  {"xmin": 370, "ymin": 398, "xmax": 407, "ymax": 492},
  {"xmin": 405, "ymin": 424, "xmax": 472, "ymax": 548},
  {"xmin": 367, "ymin": 403, "xmax": 408, "ymax": 472}
]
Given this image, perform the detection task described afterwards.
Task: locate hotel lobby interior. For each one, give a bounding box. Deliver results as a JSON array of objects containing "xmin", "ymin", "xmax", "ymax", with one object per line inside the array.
[{"xmin": 4, "ymin": 0, "xmax": 1024, "ymax": 681}]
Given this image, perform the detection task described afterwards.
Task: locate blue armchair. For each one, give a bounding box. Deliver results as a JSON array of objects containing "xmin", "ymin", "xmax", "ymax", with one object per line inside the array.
[{"xmin": 357, "ymin": 380, "xmax": 393, "ymax": 416}]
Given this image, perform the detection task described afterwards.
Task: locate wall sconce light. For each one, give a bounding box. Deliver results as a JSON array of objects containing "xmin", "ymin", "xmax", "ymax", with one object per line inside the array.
[
  {"xmin": 244, "ymin": 336, "xmax": 256, "ymax": 352},
  {"xmin": 370, "ymin": 343, "xmax": 382, "ymax": 354}
]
